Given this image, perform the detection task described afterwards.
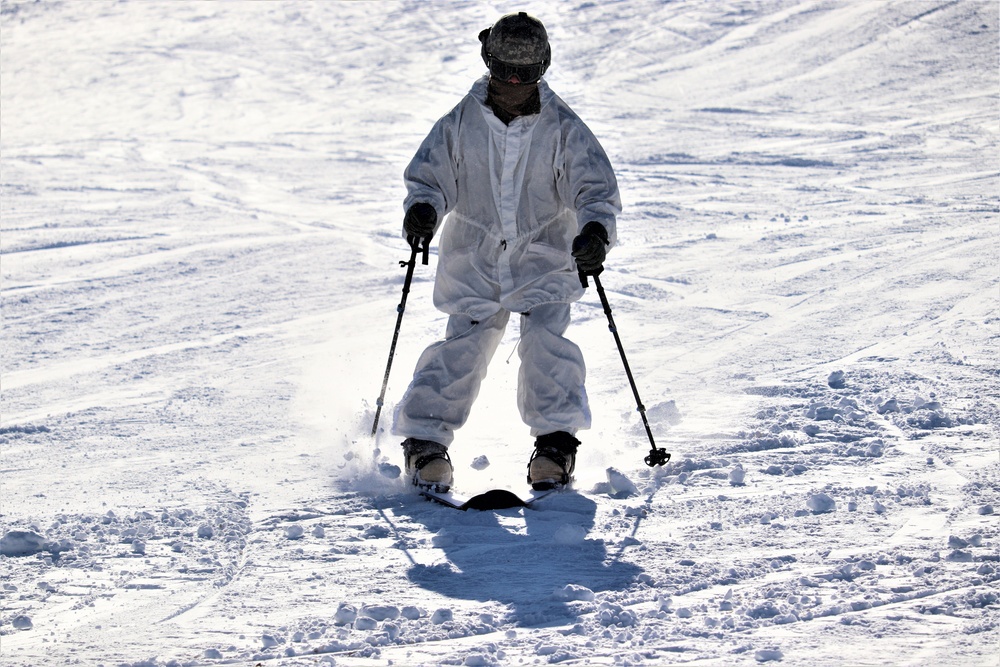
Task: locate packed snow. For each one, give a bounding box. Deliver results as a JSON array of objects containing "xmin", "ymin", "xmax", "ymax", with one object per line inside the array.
[{"xmin": 2, "ymin": 1, "xmax": 998, "ymax": 665}]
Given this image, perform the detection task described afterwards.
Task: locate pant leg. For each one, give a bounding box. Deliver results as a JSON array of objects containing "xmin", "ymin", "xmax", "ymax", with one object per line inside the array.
[
  {"xmin": 392, "ymin": 310, "xmax": 510, "ymax": 446},
  {"xmin": 517, "ymin": 302, "xmax": 590, "ymax": 437}
]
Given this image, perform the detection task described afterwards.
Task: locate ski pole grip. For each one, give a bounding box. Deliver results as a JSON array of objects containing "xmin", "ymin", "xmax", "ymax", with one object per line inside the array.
[
  {"xmin": 421, "ymin": 236, "xmax": 430, "ymax": 265},
  {"xmin": 578, "ymin": 269, "xmax": 589, "ymax": 289}
]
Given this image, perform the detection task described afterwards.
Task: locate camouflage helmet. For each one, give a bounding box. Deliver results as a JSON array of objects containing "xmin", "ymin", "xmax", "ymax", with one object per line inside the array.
[{"xmin": 479, "ymin": 12, "xmax": 550, "ymax": 83}]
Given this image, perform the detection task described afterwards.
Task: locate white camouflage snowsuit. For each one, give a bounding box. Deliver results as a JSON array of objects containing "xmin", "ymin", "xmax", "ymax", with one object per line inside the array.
[{"xmin": 392, "ymin": 76, "xmax": 621, "ymax": 446}]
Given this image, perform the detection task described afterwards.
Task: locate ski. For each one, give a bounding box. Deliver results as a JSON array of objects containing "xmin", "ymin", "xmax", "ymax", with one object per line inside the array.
[{"xmin": 420, "ymin": 486, "xmax": 560, "ymax": 511}]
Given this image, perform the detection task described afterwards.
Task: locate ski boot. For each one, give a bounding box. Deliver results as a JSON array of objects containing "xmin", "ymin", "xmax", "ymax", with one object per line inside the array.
[
  {"xmin": 527, "ymin": 431, "xmax": 580, "ymax": 490},
  {"xmin": 402, "ymin": 438, "xmax": 453, "ymax": 492}
]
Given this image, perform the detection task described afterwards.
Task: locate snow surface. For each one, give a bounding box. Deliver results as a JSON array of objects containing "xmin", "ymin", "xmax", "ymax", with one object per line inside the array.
[{"xmin": 1, "ymin": 1, "xmax": 998, "ymax": 665}]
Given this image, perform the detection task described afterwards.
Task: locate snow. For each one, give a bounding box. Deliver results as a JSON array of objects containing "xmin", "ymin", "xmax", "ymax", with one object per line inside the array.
[{"xmin": 1, "ymin": 0, "xmax": 998, "ymax": 665}]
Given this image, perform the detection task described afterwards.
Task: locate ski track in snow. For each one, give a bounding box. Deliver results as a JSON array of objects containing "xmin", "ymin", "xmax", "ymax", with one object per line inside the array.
[{"xmin": 1, "ymin": 1, "xmax": 997, "ymax": 665}]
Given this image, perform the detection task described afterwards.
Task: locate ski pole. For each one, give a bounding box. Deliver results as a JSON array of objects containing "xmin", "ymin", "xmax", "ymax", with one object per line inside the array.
[
  {"xmin": 580, "ymin": 270, "xmax": 671, "ymax": 467},
  {"xmin": 371, "ymin": 237, "xmax": 429, "ymax": 437}
]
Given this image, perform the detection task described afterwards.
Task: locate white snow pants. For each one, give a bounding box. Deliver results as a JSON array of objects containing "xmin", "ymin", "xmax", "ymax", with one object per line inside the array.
[{"xmin": 392, "ymin": 302, "xmax": 590, "ymax": 447}]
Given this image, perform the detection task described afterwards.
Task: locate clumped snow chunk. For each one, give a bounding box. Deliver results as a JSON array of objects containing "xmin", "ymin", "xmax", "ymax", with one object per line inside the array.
[
  {"xmin": 361, "ymin": 525, "xmax": 390, "ymax": 539},
  {"xmin": 378, "ymin": 461, "xmax": 402, "ymax": 479},
  {"xmin": 746, "ymin": 601, "xmax": 783, "ymax": 620},
  {"xmin": 334, "ymin": 603, "xmax": 358, "ymax": 626},
  {"xmin": 0, "ymin": 531, "xmax": 47, "ymax": 557},
  {"xmin": 11, "ymin": 615, "xmax": 33, "ymax": 631},
  {"xmin": 646, "ymin": 400, "xmax": 682, "ymax": 425},
  {"xmin": 729, "ymin": 465, "xmax": 746, "ymax": 486},
  {"xmin": 553, "ymin": 584, "xmax": 595, "ymax": 602},
  {"xmin": 597, "ymin": 602, "xmax": 638, "ymax": 627},
  {"xmin": 806, "ymin": 493, "xmax": 836, "ymax": 514},
  {"xmin": 806, "ymin": 404, "xmax": 840, "ymax": 421},
  {"xmin": 606, "ymin": 467, "xmax": 639, "ymax": 497},
  {"xmin": 827, "ymin": 370, "xmax": 846, "ymax": 388},
  {"xmin": 354, "ymin": 616, "xmax": 378, "ymax": 631},
  {"xmin": 464, "ymin": 652, "xmax": 498, "ymax": 666},
  {"xmin": 470, "ymin": 455, "xmax": 490, "ymax": 470},
  {"xmin": 878, "ymin": 398, "xmax": 900, "ymax": 414},
  {"xmin": 430, "ymin": 608, "xmax": 453, "ymax": 624},
  {"xmin": 361, "ymin": 605, "xmax": 400, "ymax": 621},
  {"xmin": 755, "ymin": 648, "xmax": 784, "ymax": 662}
]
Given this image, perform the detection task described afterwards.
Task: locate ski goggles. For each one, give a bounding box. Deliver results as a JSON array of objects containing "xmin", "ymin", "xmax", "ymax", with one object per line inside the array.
[{"xmin": 486, "ymin": 56, "xmax": 546, "ymax": 85}]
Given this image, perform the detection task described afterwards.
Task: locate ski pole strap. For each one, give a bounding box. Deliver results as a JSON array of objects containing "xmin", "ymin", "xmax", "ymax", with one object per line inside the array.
[{"xmin": 406, "ymin": 235, "xmax": 431, "ymax": 266}]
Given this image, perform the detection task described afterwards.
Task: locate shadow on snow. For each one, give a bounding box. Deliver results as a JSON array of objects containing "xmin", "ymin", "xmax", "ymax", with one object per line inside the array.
[{"xmin": 394, "ymin": 491, "xmax": 644, "ymax": 625}]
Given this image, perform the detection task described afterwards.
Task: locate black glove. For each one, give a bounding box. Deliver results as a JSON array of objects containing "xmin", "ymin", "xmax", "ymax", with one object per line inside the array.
[
  {"xmin": 404, "ymin": 202, "xmax": 437, "ymax": 249},
  {"xmin": 572, "ymin": 221, "xmax": 609, "ymax": 275}
]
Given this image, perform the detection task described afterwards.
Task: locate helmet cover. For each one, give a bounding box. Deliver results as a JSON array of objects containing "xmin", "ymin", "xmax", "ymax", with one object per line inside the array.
[{"xmin": 482, "ymin": 12, "xmax": 550, "ymax": 66}]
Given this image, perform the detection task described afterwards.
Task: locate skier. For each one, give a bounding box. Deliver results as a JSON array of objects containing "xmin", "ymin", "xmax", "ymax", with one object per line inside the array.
[{"xmin": 393, "ymin": 12, "xmax": 621, "ymax": 492}]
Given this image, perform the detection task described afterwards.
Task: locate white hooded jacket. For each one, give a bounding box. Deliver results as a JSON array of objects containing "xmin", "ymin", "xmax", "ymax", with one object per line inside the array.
[{"xmin": 404, "ymin": 76, "xmax": 621, "ymax": 321}]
